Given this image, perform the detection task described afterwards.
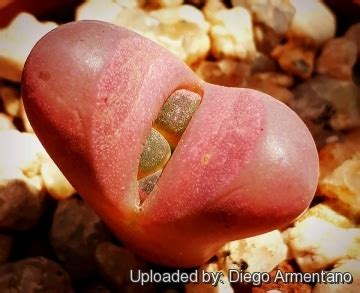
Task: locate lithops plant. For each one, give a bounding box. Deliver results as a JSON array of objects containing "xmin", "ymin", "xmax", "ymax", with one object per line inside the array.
[{"xmin": 22, "ymin": 21, "xmax": 318, "ymax": 267}]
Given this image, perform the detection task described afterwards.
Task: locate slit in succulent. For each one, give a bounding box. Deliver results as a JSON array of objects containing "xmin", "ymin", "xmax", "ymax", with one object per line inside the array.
[{"xmin": 137, "ymin": 89, "xmax": 202, "ymax": 202}]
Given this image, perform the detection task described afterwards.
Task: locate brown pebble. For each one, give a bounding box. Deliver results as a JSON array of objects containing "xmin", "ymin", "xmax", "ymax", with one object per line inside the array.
[
  {"xmin": 345, "ymin": 22, "xmax": 360, "ymax": 57},
  {"xmin": 245, "ymin": 73, "xmax": 294, "ymax": 104},
  {"xmin": 0, "ymin": 257, "xmax": 74, "ymax": 292},
  {"xmin": 250, "ymin": 53, "xmax": 277, "ymax": 74},
  {"xmin": 271, "ymin": 39, "xmax": 316, "ymax": 79},
  {"xmin": 289, "ymin": 76, "xmax": 360, "ymax": 147},
  {"xmin": 248, "ymin": 72, "xmax": 294, "ymax": 87},
  {"xmin": 194, "ymin": 59, "xmax": 250, "ymax": 87},
  {"xmin": 0, "ymin": 179, "xmax": 45, "ymax": 231},
  {"xmin": 50, "ymin": 198, "xmax": 111, "ymax": 279},
  {"xmin": 254, "ymin": 24, "xmax": 283, "ymax": 54},
  {"xmin": 316, "ymin": 37, "xmax": 357, "ymax": 80},
  {"xmin": 95, "ymin": 242, "xmax": 155, "ymax": 292}
]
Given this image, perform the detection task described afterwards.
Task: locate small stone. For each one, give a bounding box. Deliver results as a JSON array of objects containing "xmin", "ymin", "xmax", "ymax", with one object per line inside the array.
[
  {"xmin": 296, "ymin": 202, "xmax": 355, "ymax": 229},
  {"xmin": 318, "ymin": 130, "xmax": 360, "ymax": 219},
  {"xmin": 313, "ymin": 259, "xmax": 360, "ymax": 293},
  {"xmin": 316, "ymin": 37, "xmax": 357, "ymax": 80},
  {"xmin": 247, "ymin": 72, "xmax": 294, "ymax": 88},
  {"xmin": 320, "ymin": 154, "xmax": 360, "ymax": 217},
  {"xmin": 0, "ymin": 130, "xmax": 45, "ymax": 178},
  {"xmin": 95, "ymin": 242, "xmax": 155, "ymax": 292},
  {"xmin": 313, "ymin": 78, "xmax": 359, "ymax": 130},
  {"xmin": 76, "ymin": 0, "xmax": 124, "ymax": 23},
  {"xmin": 271, "ymin": 39, "xmax": 315, "ymax": 79},
  {"xmin": 40, "ymin": 157, "xmax": 76, "ymax": 200},
  {"xmin": 319, "ymin": 130, "xmax": 360, "ymax": 179},
  {"xmin": 0, "ymin": 234, "xmax": 13, "ymax": 263},
  {"xmin": 0, "ymin": 113, "xmax": 15, "ymax": 131},
  {"xmin": 138, "ymin": 128, "xmax": 171, "ymax": 179},
  {"xmin": 0, "ymin": 179, "xmax": 45, "ymax": 231},
  {"xmin": 77, "ymin": 3, "xmax": 210, "ymax": 65},
  {"xmin": 286, "ymin": 217, "xmax": 360, "ymax": 272},
  {"xmin": 148, "ymin": 5, "xmax": 211, "ymax": 65},
  {"xmin": 0, "ymin": 257, "xmax": 73, "ymax": 292},
  {"xmin": 250, "ymin": 53, "xmax": 277, "ymax": 74},
  {"xmin": 154, "ymin": 89, "xmax": 201, "ymax": 147},
  {"xmin": 50, "ymin": 198, "xmax": 111, "ymax": 279},
  {"xmin": 204, "ymin": 0, "xmax": 256, "ymax": 60},
  {"xmin": 0, "ymin": 13, "xmax": 57, "ymax": 82},
  {"xmin": 194, "ymin": 59, "xmax": 250, "ymax": 87},
  {"xmin": 218, "ymin": 230, "xmax": 288, "ymax": 274},
  {"xmin": 253, "ymin": 85, "xmax": 293, "ymax": 104},
  {"xmin": 232, "ymin": 0, "xmax": 295, "ymax": 34},
  {"xmin": 290, "ymin": 80, "xmax": 331, "ymax": 142},
  {"xmin": 253, "ymin": 24, "xmax": 282, "ymax": 55},
  {"xmin": 287, "ymin": 0, "xmax": 336, "ymax": 47},
  {"xmin": 1, "ymin": 86, "xmax": 21, "ymax": 117},
  {"xmin": 245, "ymin": 72, "xmax": 294, "ymax": 104},
  {"xmin": 290, "ymin": 76, "xmax": 360, "ymax": 145},
  {"xmin": 345, "ymin": 23, "xmax": 360, "ymax": 57}
]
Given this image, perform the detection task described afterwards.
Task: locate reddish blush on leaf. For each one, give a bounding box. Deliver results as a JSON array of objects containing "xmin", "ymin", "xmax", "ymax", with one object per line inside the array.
[{"xmin": 22, "ymin": 21, "xmax": 319, "ymax": 267}]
